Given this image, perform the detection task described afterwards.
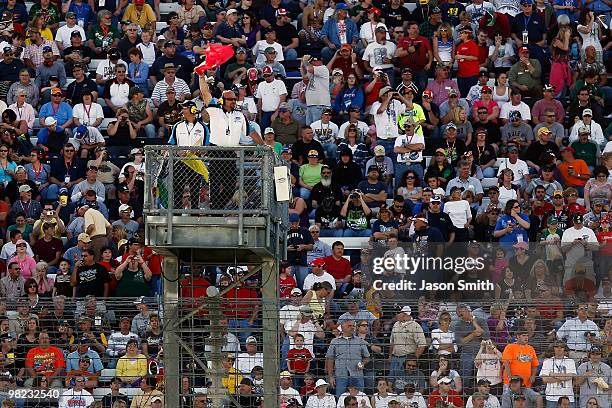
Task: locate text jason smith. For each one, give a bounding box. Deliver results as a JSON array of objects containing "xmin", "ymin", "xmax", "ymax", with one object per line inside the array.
[{"xmin": 372, "ymin": 279, "xmax": 495, "ymax": 291}]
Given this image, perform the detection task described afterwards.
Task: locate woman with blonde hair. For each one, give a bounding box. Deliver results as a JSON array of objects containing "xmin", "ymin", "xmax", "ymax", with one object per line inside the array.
[
  {"xmin": 475, "ymin": 339, "xmax": 503, "ymax": 394},
  {"xmin": 433, "ymin": 23, "xmax": 455, "ymax": 66},
  {"xmin": 451, "ymin": 106, "xmax": 473, "ymax": 146}
]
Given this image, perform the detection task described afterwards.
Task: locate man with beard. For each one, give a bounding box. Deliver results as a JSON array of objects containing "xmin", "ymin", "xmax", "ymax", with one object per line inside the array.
[{"xmin": 310, "ymin": 166, "xmax": 342, "ymax": 214}]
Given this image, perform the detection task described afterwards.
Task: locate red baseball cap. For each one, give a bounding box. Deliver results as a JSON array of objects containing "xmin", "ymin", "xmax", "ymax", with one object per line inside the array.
[
  {"xmin": 422, "ymin": 89, "xmax": 433, "ymax": 98},
  {"xmin": 310, "ymin": 258, "xmax": 326, "ymax": 267},
  {"xmin": 519, "ymin": 46, "xmax": 529, "ymax": 53},
  {"xmin": 367, "ymin": 7, "xmax": 381, "ymax": 15}
]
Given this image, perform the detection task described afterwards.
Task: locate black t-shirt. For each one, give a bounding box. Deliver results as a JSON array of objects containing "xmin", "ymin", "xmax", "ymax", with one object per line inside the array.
[
  {"xmin": 315, "ymin": 205, "xmax": 341, "ymax": 229},
  {"xmin": 107, "ymin": 121, "xmax": 134, "ymax": 146},
  {"xmin": 291, "ymin": 139, "xmax": 325, "ymax": 164},
  {"xmin": 473, "ymin": 121, "xmax": 502, "ymax": 145},
  {"xmin": 142, "ymin": 330, "xmax": 162, "ymax": 357},
  {"xmin": 287, "ymin": 227, "xmax": 313, "ymax": 266},
  {"xmin": 425, "ymin": 211, "xmax": 455, "ymax": 241},
  {"xmin": 468, "ymin": 143, "xmax": 497, "ymax": 167},
  {"xmin": 101, "ymin": 394, "xmax": 130, "ymax": 408},
  {"xmin": 150, "ymin": 54, "xmax": 194, "ymax": 84},
  {"xmin": 274, "ymin": 23, "xmax": 298, "ymax": 47},
  {"xmin": 32, "ymin": 237, "xmax": 63, "ymax": 264},
  {"xmin": 0, "ymin": 58, "xmax": 25, "ymax": 82},
  {"xmin": 63, "ymin": 45, "xmax": 95, "ymax": 76},
  {"xmin": 310, "ymin": 183, "xmax": 343, "ymax": 206},
  {"xmin": 523, "ymin": 141, "xmax": 560, "ymax": 164},
  {"xmin": 157, "ymin": 100, "xmax": 182, "ymax": 127},
  {"xmin": 75, "ymin": 262, "xmax": 111, "ymax": 297},
  {"xmin": 383, "ymin": 5, "xmax": 412, "ymax": 28},
  {"xmin": 117, "ymin": 36, "xmax": 141, "ymax": 61},
  {"xmin": 65, "ymin": 77, "xmax": 98, "ymax": 105}
]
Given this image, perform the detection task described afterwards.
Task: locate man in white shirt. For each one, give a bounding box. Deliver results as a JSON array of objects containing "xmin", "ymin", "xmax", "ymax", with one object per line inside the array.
[
  {"xmin": 363, "ymin": 27, "xmax": 396, "ymax": 77},
  {"xmin": 303, "ymin": 258, "xmax": 336, "ymax": 291},
  {"xmin": 58, "ymin": 375, "xmax": 95, "ymax": 408},
  {"xmin": 95, "ymin": 48, "xmax": 126, "ymax": 96},
  {"xmin": 539, "ymin": 341, "xmax": 576, "ymax": 406},
  {"xmin": 371, "ymin": 86, "xmax": 407, "ymax": 162},
  {"xmin": 561, "ymin": 214, "xmax": 599, "ymax": 278},
  {"xmin": 496, "ymin": 146, "xmax": 530, "ymax": 188},
  {"xmin": 234, "ymin": 336, "xmax": 264, "ymax": 374},
  {"xmin": 338, "ymin": 107, "xmax": 369, "ymax": 142},
  {"xmin": 252, "ymin": 27, "xmax": 284, "ymax": 65},
  {"xmin": 466, "ymin": 380, "xmax": 501, "ymax": 408},
  {"xmin": 254, "ymin": 65, "xmax": 287, "ymax": 129},
  {"xmin": 54, "ymin": 12, "xmax": 86, "ymax": 51},
  {"xmin": 305, "ymin": 380, "xmax": 336, "ymax": 408},
  {"xmin": 568, "ymin": 109, "xmax": 606, "ymax": 148},
  {"xmin": 102, "ymin": 64, "xmax": 134, "ymax": 114},
  {"xmin": 302, "ymin": 55, "xmax": 331, "ymax": 125},
  {"xmin": 499, "ymin": 89, "xmax": 531, "ymax": 124},
  {"xmin": 279, "ymin": 371, "xmax": 302, "ymax": 405},
  {"xmin": 394, "ymin": 118, "xmax": 425, "ymax": 189},
  {"xmin": 557, "ymin": 303, "xmax": 601, "ymax": 360},
  {"xmin": 310, "ymin": 108, "xmax": 339, "ymax": 159}
]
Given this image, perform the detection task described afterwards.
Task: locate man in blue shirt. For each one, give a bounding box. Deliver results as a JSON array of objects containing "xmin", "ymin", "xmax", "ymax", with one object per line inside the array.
[{"xmin": 38, "ymin": 87, "xmax": 74, "ymax": 137}]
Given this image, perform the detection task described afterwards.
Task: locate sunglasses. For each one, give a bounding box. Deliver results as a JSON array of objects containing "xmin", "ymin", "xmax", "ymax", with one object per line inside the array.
[
  {"xmin": 16, "ymin": 244, "xmax": 26, "ymax": 248},
  {"xmin": 64, "ymin": 149, "xmax": 75, "ymax": 152},
  {"xmin": 0, "ymin": 150, "xmax": 8, "ymax": 153}
]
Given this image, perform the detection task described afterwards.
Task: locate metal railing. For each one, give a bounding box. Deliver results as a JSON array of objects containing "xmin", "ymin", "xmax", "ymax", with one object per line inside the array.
[{"xmin": 143, "ymin": 145, "xmax": 288, "ymax": 248}]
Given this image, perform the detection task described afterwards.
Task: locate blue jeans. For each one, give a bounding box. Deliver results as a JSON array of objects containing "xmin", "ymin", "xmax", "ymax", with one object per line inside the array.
[
  {"xmin": 321, "ymin": 47, "xmax": 336, "ymax": 64},
  {"xmin": 343, "ymin": 228, "xmax": 372, "ymax": 237},
  {"xmin": 482, "ymin": 167, "xmax": 496, "ymax": 178},
  {"xmin": 139, "ymin": 123, "xmax": 156, "ymax": 139},
  {"xmin": 293, "ymin": 265, "xmax": 310, "ymax": 289},
  {"xmin": 320, "ymin": 228, "xmax": 344, "ymax": 237},
  {"xmin": 260, "ymin": 111, "xmax": 274, "ymax": 130},
  {"xmin": 299, "ymin": 187, "xmax": 312, "ymax": 200},
  {"xmin": 376, "ymin": 138, "xmax": 397, "ymax": 163},
  {"xmin": 389, "ymin": 355, "xmax": 407, "ymax": 379},
  {"xmin": 335, "ymin": 375, "xmax": 365, "ymax": 397},
  {"xmin": 459, "ymin": 351, "xmax": 477, "ymax": 384},
  {"xmin": 457, "ymin": 76, "xmax": 478, "ymax": 99},
  {"xmin": 280, "ymin": 335, "xmax": 290, "ymax": 370},
  {"xmin": 45, "ymin": 184, "xmax": 75, "ymax": 201},
  {"xmin": 284, "ymin": 48, "xmax": 298, "ymax": 61},
  {"xmin": 322, "ymin": 142, "xmax": 338, "ymax": 161},
  {"xmin": 394, "ymin": 162, "xmax": 424, "ymax": 190},
  {"xmin": 306, "ymin": 105, "xmax": 328, "ymax": 125},
  {"xmin": 228, "ymin": 318, "xmax": 254, "ymax": 345}
]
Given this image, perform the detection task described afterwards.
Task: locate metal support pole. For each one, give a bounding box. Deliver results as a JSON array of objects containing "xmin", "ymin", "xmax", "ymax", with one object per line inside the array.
[
  {"xmin": 162, "ymin": 255, "xmax": 180, "ymax": 407},
  {"xmin": 261, "ymin": 258, "xmax": 279, "ymax": 408},
  {"xmin": 206, "ymin": 289, "xmax": 226, "ymax": 408}
]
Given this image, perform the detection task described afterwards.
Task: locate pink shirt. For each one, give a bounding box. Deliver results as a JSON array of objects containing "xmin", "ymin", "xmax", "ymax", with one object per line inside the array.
[
  {"xmin": 531, "ymin": 98, "xmax": 565, "ymax": 124},
  {"xmin": 8, "ymin": 255, "xmax": 37, "ymax": 280}
]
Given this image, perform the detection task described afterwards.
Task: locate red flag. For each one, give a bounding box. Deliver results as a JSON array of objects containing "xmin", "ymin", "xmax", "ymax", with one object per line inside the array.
[{"xmin": 194, "ymin": 44, "xmax": 236, "ymax": 75}]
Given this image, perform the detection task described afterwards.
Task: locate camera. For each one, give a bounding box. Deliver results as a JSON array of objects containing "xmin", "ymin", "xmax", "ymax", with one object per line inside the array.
[
  {"xmin": 45, "ymin": 210, "xmax": 54, "ymax": 216},
  {"xmin": 584, "ymin": 331, "xmax": 594, "ymax": 337},
  {"xmin": 350, "ymin": 192, "xmax": 359, "ymax": 200}
]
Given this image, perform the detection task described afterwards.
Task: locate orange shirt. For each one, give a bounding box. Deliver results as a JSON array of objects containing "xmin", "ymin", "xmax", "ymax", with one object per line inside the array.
[
  {"xmin": 558, "ymin": 160, "xmax": 589, "ymax": 187},
  {"xmin": 25, "ymin": 346, "xmax": 66, "ymax": 376},
  {"xmin": 501, "ymin": 342, "xmax": 538, "ymax": 386}
]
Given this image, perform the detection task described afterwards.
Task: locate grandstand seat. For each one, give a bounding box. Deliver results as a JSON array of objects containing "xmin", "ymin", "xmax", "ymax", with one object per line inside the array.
[
  {"xmin": 159, "ymin": 2, "xmax": 181, "ymax": 14},
  {"xmin": 100, "ymin": 369, "xmax": 117, "ymax": 382},
  {"xmin": 319, "ymin": 237, "xmax": 369, "ymax": 250},
  {"xmin": 156, "ymin": 21, "xmax": 168, "ymax": 32},
  {"xmin": 481, "ymin": 177, "xmax": 499, "ymax": 190}
]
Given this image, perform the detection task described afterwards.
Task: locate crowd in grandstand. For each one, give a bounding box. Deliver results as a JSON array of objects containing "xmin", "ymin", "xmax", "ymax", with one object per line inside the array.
[{"xmin": 0, "ymin": 0, "xmax": 608, "ymax": 405}]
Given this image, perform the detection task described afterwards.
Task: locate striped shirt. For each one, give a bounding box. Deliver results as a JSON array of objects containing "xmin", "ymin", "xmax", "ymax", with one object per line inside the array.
[
  {"xmin": 151, "ymin": 78, "xmax": 190, "ymax": 105},
  {"xmin": 23, "ymin": 40, "xmax": 60, "ymax": 67}
]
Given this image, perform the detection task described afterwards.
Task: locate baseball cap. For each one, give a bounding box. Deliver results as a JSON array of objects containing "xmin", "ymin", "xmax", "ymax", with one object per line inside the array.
[
  {"xmin": 227, "ymin": 8, "xmax": 238, "ymax": 14},
  {"xmin": 310, "ymin": 258, "xmax": 326, "ymax": 267},
  {"xmin": 117, "ymin": 183, "xmax": 130, "ymax": 193},
  {"xmin": 74, "ymin": 124, "xmax": 88, "ymax": 138},
  {"xmin": 290, "ymin": 288, "xmax": 302, "ymax": 296},
  {"xmin": 280, "ymin": 371, "xmax": 292, "ymax": 379},
  {"xmin": 446, "ymin": 122, "xmax": 457, "ymax": 130},
  {"xmin": 246, "ymin": 336, "xmax": 257, "ymax": 344},
  {"xmin": 288, "ymin": 213, "xmax": 300, "ymax": 222},
  {"xmin": 322, "ymin": 107, "xmax": 333, "ymax": 115},
  {"xmin": 18, "ymin": 185, "xmax": 31, "ymax": 193},
  {"xmin": 537, "ymin": 127, "xmax": 552, "ymax": 136},
  {"xmin": 552, "ymin": 190, "xmax": 564, "ymax": 198},
  {"xmin": 519, "ymin": 46, "xmax": 529, "ymax": 53},
  {"xmin": 375, "ymin": 25, "xmax": 387, "ymax": 33},
  {"xmin": 299, "ymin": 305, "xmax": 313, "ymax": 315},
  {"xmin": 42, "ymin": 46, "xmax": 53, "ymax": 53},
  {"xmin": 401, "ymin": 305, "xmax": 412, "ymax": 314},
  {"xmin": 431, "ymin": 195, "xmax": 442, "ymax": 203},
  {"xmin": 264, "ymin": 46, "xmax": 276, "ymax": 54},
  {"xmin": 332, "ymin": 68, "xmax": 344, "ymax": 76},
  {"xmin": 437, "ymin": 377, "xmax": 452, "ymax": 385},
  {"xmin": 509, "ymin": 376, "xmax": 523, "ymax": 383},
  {"xmin": 367, "ymin": 165, "xmax": 380, "ymax": 174},
  {"xmin": 315, "ymin": 379, "xmax": 329, "ymax": 387},
  {"xmin": 66, "ymin": 11, "xmax": 77, "ymax": 18},
  {"xmin": 573, "ymin": 213, "xmax": 584, "ymax": 223},
  {"xmin": 240, "ymin": 377, "xmax": 254, "ymax": 386},
  {"xmin": 78, "ymin": 233, "xmax": 91, "ymax": 243},
  {"xmin": 119, "ymin": 204, "xmax": 132, "ymax": 213},
  {"xmin": 543, "ymin": 84, "xmax": 555, "ymax": 92},
  {"xmin": 578, "ymin": 126, "xmax": 590, "ymax": 134},
  {"xmin": 264, "ymin": 127, "xmax": 275, "ymax": 135},
  {"xmin": 477, "ymin": 379, "xmax": 491, "ymax": 385},
  {"xmin": 374, "ymin": 145, "xmax": 385, "ymax": 156},
  {"xmin": 582, "ymin": 109, "xmax": 593, "ymax": 116},
  {"xmin": 379, "ymin": 86, "xmax": 393, "ymax": 98},
  {"xmin": 150, "ymin": 396, "xmax": 163, "ymax": 403},
  {"xmin": 422, "ymin": 89, "xmax": 433, "ymax": 99},
  {"xmin": 275, "ymin": 8, "xmax": 288, "ymax": 17},
  {"xmin": 507, "ymin": 145, "xmax": 519, "ymax": 153},
  {"xmin": 481, "ymin": 85, "xmax": 492, "ymax": 92},
  {"xmin": 448, "ymin": 88, "xmax": 458, "ymax": 97},
  {"xmin": 335, "ymin": 2, "xmax": 348, "ymax": 9},
  {"xmin": 44, "ymin": 117, "xmax": 57, "ymax": 126},
  {"xmin": 547, "ymin": 216, "xmax": 558, "ymax": 224},
  {"xmin": 262, "ymin": 65, "xmax": 273, "ymax": 76}
]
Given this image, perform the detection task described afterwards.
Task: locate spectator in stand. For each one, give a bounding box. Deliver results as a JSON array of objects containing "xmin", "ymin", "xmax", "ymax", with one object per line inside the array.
[
  {"xmin": 453, "ymin": 304, "xmax": 490, "ymax": 386},
  {"xmin": 455, "ymin": 26, "xmax": 480, "ymax": 98},
  {"xmin": 532, "ymin": 85, "xmax": 565, "ymax": 124},
  {"xmin": 576, "ymin": 347, "xmax": 611, "ymax": 407},
  {"xmin": 24, "ymin": 331, "xmax": 65, "ymax": 388},
  {"xmin": 557, "ymin": 303, "xmax": 601, "ymax": 360},
  {"xmin": 501, "ymin": 327, "xmax": 539, "ymax": 389},
  {"xmin": 558, "ymin": 147, "xmax": 591, "ymax": 195},
  {"xmin": 508, "ymin": 47, "xmax": 542, "ymax": 98},
  {"xmin": 499, "ymin": 89, "xmax": 531, "ymax": 125},
  {"xmin": 326, "ymin": 319, "xmax": 370, "ymax": 397}
]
